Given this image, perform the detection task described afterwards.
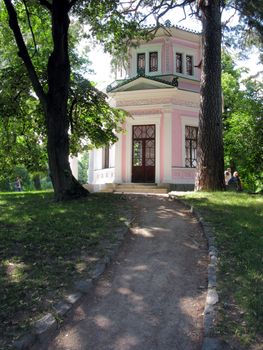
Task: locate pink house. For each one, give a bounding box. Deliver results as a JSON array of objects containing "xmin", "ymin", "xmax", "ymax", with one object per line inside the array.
[{"xmin": 88, "ymin": 25, "xmax": 201, "ymax": 191}]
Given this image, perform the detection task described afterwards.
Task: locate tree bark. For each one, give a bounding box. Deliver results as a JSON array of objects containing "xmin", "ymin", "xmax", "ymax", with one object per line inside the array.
[
  {"xmin": 195, "ymin": 0, "xmax": 225, "ymax": 191},
  {"xmin": 46, "ymin": 0, "xmax": 88, "ymax": 201},
  {"xmin": 33, "ymin": 174, "xmax": 42, "ymax": 190},
  {"xmin": 4, "ymin": 0, "xmax": 89, "ymax": 201}
]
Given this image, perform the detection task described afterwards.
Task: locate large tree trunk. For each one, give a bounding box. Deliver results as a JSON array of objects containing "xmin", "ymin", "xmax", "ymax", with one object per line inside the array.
[
  {"xmin": 4, "ymin": 0, "xmax": 88, "ymax": 201},
  {"xmin": 46, "ymin": 0, "xmax": 88, "ymax": 201},
  {"xmin": 195, "ymin": 0, "xmax": 225, "ymax": 191}
]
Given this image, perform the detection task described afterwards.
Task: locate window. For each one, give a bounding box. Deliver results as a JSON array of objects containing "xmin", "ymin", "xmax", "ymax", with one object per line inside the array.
[
  {"xmin": 176, "ymin": 53, "xmax": 183, "ymax": 73},
  {"xmin": 137, "ymin": 53, "xmax": 145, "ymax": 74},
  {"xmin": 185, "ymin": 126, "xmax": 198, "ymax": 168},
  {"xmin": 103, "ymin": 145, "xmax": 109, "ymax": 169},
  {"xmin": 149, "ymin": 52, "xmax": 158, "ymax": 72},
  {"xmin": 186, "ymin": 55, "xmax": 193, "ymax": 75}
]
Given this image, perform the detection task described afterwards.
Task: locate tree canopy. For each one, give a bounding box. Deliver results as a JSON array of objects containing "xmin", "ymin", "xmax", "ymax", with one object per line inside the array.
[
  {"xmin": 1, "ymin": 0, "xmax": 262, "ymax": 198},
  {"xmin": 222, "ymin": 52, "xmax": 263, "ymax": 191}
]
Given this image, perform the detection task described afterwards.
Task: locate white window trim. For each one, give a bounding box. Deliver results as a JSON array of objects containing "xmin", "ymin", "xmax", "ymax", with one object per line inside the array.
[
  {"xmin": 181, "ymin": 116, "xmax": 199, "ymax": 167},
  {"xmin": 173, "ymin": 45, "xmax": 196, "ymax": 79},
  {"xmin": 131, "ymin": 44, "xmax": 162, "ymax": 77}
]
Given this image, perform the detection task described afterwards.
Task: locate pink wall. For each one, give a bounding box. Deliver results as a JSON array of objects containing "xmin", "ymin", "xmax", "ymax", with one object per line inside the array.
[
  {"xmin": 179, "ymin": 81, "xmax": 200, "ymax": 92},
  {"xmin": 172, "ymin": 111, "xmax": 182, "ymax": 167}
]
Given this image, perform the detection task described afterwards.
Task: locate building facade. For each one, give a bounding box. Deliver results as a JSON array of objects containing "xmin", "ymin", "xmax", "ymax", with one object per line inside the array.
[{"xmin": 88, "ymin": 25, "xmax": 201, "ymax": 191}]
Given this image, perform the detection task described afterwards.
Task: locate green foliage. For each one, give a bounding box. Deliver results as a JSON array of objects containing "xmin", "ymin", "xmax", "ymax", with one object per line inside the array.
[
  {"xmin": 0, "ymin": 0, "xmax": 128, "ymax": 185},
  {"xmin": 78, "ymin": 151, "xmax": 89, "ymax": 184},
  {"xmin": 69, "ymin": 74, "xmax": 126, "ymax": 154},
  {"xmin": 222, "ymin": 52, "xmax": 263, "ymax": 192},
  {"xmin": 180, "ymin": 191, "xmax": 263, "ymax": 348},
  {"xmin": 224, "ymin": 1, "xmax": 263, "ymax": 61}
]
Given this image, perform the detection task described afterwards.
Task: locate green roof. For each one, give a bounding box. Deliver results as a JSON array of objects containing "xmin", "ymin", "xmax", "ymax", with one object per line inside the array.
[{"xmin": 106, "ymin": 74, "xmax": 178, "ymax": 92}]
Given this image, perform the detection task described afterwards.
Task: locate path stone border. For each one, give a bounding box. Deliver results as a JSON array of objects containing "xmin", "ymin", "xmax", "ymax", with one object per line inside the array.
[
  {"xmin": 168, "ymin": 192, "xmax": 232, "ymax": 350},
  {"xmin": 12, "ymin": 216, "xmax": 134, "ymax": 350}
]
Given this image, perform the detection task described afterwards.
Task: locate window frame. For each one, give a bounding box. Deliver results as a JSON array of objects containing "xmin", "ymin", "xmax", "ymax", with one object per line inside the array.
[
  {"xmin": 181, "ymin": 116, "xmax": 199, "ymax": 168},
  {"xmin": 175, "ymin": 52, "xmax": 183, "ymax": 73},
  {"xmin": 132, "ymin": 44, "xmax": 162, "ymax": 76},
  {"xmin": 173, "ymin": 45, "xmax": 196, "ymax": 79},
  {"xmin": 149, "ymin": 51, "xmax": 158, "ymax": 72},
  {"xmin": 103, "ymin": 145, "xmax": 110, "ymax": 169},
  {"xmin": 185, "ymin": 125, "xmax": 198, "ymax": 168},
  {"xmin": 137, "ymin": 53, "xmax": 146, "ymax": 75}
]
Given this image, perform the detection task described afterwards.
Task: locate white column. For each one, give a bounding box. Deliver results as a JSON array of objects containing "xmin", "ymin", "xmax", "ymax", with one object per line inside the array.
[
  {"xmin": 69, "ymin": 156, "xmax": 78, "ymax": 180},
  {"xmin": 88, "ymin": 150, "xmax": 94, "ymax": 184}
]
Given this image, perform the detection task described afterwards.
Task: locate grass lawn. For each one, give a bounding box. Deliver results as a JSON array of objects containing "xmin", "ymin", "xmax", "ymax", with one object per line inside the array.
[
  {"xmin": 180, "ymin": 192, "xmax": 263, "ymax": 349},
  {"xmin": 0, "ymin": 191, "xmax": 132, "ymax": 349}
]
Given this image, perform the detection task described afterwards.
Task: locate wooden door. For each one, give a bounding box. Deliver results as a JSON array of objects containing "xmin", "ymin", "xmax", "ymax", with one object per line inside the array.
[{"xmin": 132, "ymin": 125, "xmax": 155, "ymax": 183}]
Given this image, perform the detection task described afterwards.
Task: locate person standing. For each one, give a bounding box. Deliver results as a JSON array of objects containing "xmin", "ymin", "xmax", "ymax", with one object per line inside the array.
[
  {"xmin": 228, "ymin": 171, "xmax": 243, "ymax": 191},
  {"xmin": 224, "ymin": 168, "xmax": 232, "ymax": 186},
  {"xmin": 15, "ymin": 176, "xmax": 22, "ymax": 192}
]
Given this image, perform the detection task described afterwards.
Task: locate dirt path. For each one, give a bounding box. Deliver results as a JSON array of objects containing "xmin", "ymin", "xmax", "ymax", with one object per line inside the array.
[{"xmin": 42, "ymin": 195, "xmax": 208, "ymax": 350}]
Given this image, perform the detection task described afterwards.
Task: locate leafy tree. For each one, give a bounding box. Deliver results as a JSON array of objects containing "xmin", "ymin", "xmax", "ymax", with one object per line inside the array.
[
  {"xmin": 78, "ymin": 151, "xmax": 89, "ymax": 184},
  {"xmin": 222, "ymin": 52, "xmax": 263, "ymax": 191},
  {"xmin": 2, "ymin": 0, "xmax": 262, "ymax": 197},
  {"xmin": 1, "ymin": 0, "xmax": 125, "ymax": 201}
]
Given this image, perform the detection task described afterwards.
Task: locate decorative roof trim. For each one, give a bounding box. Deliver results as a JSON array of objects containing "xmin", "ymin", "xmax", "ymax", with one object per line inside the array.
[
  {"xmin": 106, "ymin": 74, "xmax": 178, "ymax": 93},
  {"xmin": 141, "ymin": 24, "xmax": 201, "ymax": 35}
]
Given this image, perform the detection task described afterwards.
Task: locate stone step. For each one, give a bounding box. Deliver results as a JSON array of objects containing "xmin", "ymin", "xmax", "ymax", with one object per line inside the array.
[
  {"xmin": 114, "ymin": 184, "xmax": 168, "ymax": 194},
  {"xmin": 114, "ymin": 188, "xmax": 168, "ymax": 194}
]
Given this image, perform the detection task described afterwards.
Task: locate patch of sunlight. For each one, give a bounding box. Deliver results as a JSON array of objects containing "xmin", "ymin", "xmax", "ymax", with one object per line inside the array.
[
  {"xmin": 179, "ymin": 295, "xmax": 205, "ymax": 318},
  {"xmin": 118, "ymin": 287, "xmax": 131, "ymax": 295},
  {"xmin": 75, "ymin": 261, "xmax": 87, "ymax": 273},
  {"xmin": 132, "ymin": 265, "xmax": 148, "ymax": 271},
  {"xmin": 95, "ymin": 213, "xmax": 104, "ymax": 219},
  {"xmin": 132, "ymin": 227, "xmax": 154, "ymax": 237},
  {"xmin": 94, "ymin": 315, "xmax": 111, "ymax": 329},
  {"xmin": 4, "ymin": 260, "xmax": 28, "ymax": 283},
  {"xmin": 56, "ymin": 208, "xmax": 67, "ymax": 214},
  {"xmin": 114, "ymin": 334, "xmax": 139, "ymax": 349}
]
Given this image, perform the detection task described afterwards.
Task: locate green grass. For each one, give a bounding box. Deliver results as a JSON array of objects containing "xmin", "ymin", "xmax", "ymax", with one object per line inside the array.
[
  {"xmin": 180, "ymin": 192, "xmax": 263, "ymax": 348},
  {"xmin": 0, "ymin": 191, "xmax": 132, "ymax": 348}
]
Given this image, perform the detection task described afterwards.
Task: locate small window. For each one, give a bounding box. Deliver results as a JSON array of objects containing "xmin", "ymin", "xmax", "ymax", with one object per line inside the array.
[
  {"xmin": 186, "ymin": 55, "xmax": 193, "ymax": 75},
  {"xmin": 176, "ymin": 53, "xmax": 183, "ymax": 73},
  {"xmin": 137, "ymin": 53, "xmax": 145, "ymax": 74},
  {"xmin": 185, "ymin": 126, "xmax": 198, "ymax": 168},
  {"xmin": 149, "ymin": 52, "xmax": 158, "ymax": 72},
  {"xmin": 103, "ymin": 145, "xmax": 109, "ymax": 169}
]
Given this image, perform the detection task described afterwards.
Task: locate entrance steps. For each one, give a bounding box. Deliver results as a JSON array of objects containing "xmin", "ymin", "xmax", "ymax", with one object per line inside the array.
[{"xmin": 113, "ymin": 183, "xmax": 169, "ymax": 194}]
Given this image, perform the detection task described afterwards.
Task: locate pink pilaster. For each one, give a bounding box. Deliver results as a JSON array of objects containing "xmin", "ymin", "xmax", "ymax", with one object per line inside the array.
[
  {"xmin": 160, "ymin": 112, "xmax": 164, "ymax": 182},
  {"xmin": 172, "ymin": 111, "xmax": 182, "ymax": 167}
]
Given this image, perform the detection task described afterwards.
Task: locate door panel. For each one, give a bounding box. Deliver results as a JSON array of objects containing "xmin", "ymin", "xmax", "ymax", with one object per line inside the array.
[{"xmin": 132, "ymin": 125, "xmax": 155, "ymax": 183}]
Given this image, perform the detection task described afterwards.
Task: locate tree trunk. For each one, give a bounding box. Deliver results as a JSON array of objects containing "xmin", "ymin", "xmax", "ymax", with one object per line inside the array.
[
  {"xmin": 45, "ymin": 0, "xmax": 88, "ymax": 201},
  {"xmin": 195, "ymin": 0, "xmax": 225, "ymax": 191},
  {"xmin": 4, "ymin": 0, "xmax": 89, "ymax": 201},
  {"xmin": 33, "ymin": 174, "xmax": 42, "ymax": 190}
]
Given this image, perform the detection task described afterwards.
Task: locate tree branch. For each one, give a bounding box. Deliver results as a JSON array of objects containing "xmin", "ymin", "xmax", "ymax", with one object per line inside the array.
[
  {"xmin": 22, "ymin": 0, "xmax": 37, "ymax": 57},
  {"xmin": 37, "ymin": 0, "xmax": 52, "ymax": 11},
  {"xmin": 69, "ymin": 0, "xmax": 79, "ymax": 10},
  {"xmin": 3, "ymin": 0, "xmax": 47, "ymax": 112}
]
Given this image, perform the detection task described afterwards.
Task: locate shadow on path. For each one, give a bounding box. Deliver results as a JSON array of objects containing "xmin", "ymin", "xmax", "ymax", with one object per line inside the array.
[{"xmin": 38, "ymin": 195, "xmax": 208, "ymax": 350}]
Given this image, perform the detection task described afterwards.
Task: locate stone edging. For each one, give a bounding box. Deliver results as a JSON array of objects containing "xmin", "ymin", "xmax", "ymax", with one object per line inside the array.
[
  {"xmin": 168, "ymin": 193, "xmax": 231, "ymax": 350},
  {"xmin": 12, "ymin": 216, "xmax": 134, "ymax": 350}
]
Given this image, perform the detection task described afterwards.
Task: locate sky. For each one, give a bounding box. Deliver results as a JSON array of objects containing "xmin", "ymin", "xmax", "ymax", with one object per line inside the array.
[{"xmin": 84, "ymin": 8, "xmax": 263, "ymax": 89}]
